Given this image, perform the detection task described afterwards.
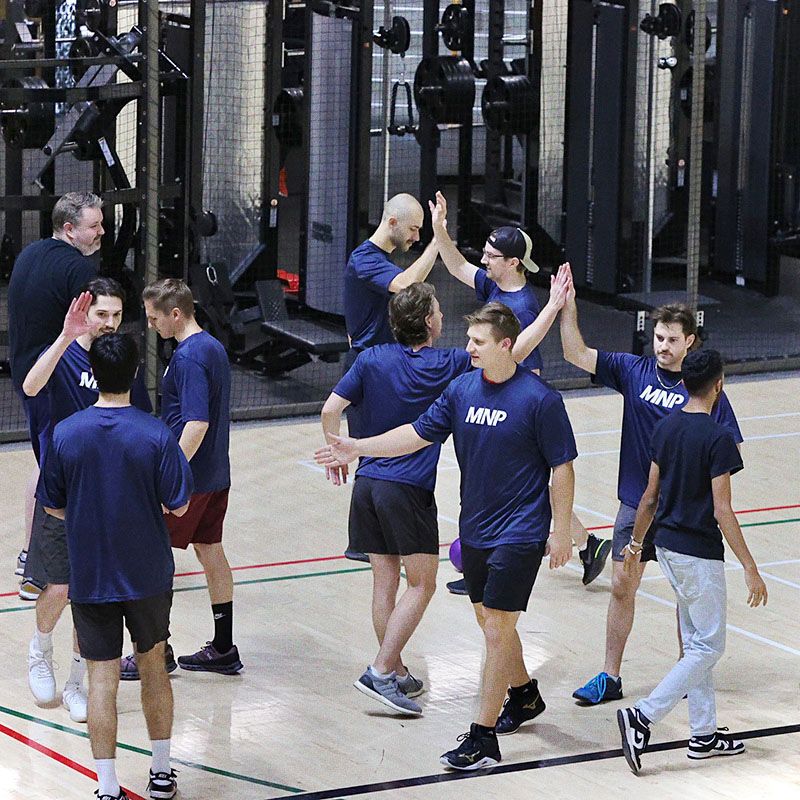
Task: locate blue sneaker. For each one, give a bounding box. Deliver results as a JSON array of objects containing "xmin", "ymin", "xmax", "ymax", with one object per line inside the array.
[{"xmin": 573, "ymin": 672, "xmax": 623, "ymax": 705}]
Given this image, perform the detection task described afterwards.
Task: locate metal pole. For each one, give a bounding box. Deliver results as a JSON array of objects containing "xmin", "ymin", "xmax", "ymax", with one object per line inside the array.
[
  {"xmin": 141, "ymin": 0, "xmax": 161, "ymax": 408},
  {"xmin": 381, "ymin": 0, "xmax": 392, "ymax": 206},
  {"xmin": 685, "ymin": 0, "xmax": 707, "ymax": 312},
  {"xmin": 642, "ymin": 0, "xmax": 658, "ymax": 294}
]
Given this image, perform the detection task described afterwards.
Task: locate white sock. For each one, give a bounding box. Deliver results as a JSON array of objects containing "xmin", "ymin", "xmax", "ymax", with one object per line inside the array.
[
  {"xmin": 68, "ymin": 653, "xmax": 86, "ymax": 686},
  {"xmin": 33, "ymin": 628, "xmax": 53, "ymax": 653},
  {"xmin": 368, "ymin": 665, "xmax": 393, "ymax": 680},
  {"xmin": 94, "ymin": 758, "xmax": 120, "ymax": 797},
  {"xmin": 151, "ymin": 739, "xmax": 171, "ymax": 775}
]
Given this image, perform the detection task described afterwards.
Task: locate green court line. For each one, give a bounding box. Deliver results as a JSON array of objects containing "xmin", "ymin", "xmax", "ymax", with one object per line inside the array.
[
  {"xmin": 0, "ymin": 705, "xmax": 303, "ymax": 793},
  {"xmin": 1, "ymin": 518, "xmax": 797, "ymax": 617}
]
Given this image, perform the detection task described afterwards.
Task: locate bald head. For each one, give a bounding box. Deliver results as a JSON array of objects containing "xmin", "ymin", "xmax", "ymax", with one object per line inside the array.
[{"xmin": 379, "ymin": 193, "xmax": 424, "ymax": 253}]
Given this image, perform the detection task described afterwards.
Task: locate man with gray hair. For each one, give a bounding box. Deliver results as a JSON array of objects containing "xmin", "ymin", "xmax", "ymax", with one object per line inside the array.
[{"xmin": 7, "ymin": 191, "xmax": 104, "ymax": 590}]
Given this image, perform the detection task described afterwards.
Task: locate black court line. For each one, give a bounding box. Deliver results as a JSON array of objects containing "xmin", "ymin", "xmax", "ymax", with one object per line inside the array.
[{"xmin": 265, "ymin": 723, "xmax": 800, "ymax": 800}]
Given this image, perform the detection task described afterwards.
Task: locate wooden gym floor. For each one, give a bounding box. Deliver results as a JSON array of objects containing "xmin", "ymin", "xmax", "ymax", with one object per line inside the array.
[{"xmin": 0, "ymin": 372, "xmax": 798, "ymax": 800}]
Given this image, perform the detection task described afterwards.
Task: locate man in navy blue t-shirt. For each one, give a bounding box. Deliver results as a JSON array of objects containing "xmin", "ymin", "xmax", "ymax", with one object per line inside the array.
[
  {"xmin": 39, "ymin": 333, "xmax": 192, "ymax": 800},
  {"xmin": 560, "ymin": 267, "xmax": 743, "ymax": 706},
  {"xmin": 317, "ymin": 302, "xmax": 577, "ymax": 770},
  {"xmin": 140, "ymin": 278, "xmax": 242, "ymax": 677},
  {"xmin": 7, "ymin": 191, "xmax": 102, "ymax": 583},
  {"xmin": 321, "ymin": 281, "xmax": 567, "ymax": 716},
  {"xmin": 616, "ymin": 350, "xmax": 767, "ymax": 775},
  {"xmin": 430, "ymin": 192, "xmax": 611, "ymax": 590},
  {"xmin": 21, "ymin": 277, "xmax": 151, "ymax": 723}
]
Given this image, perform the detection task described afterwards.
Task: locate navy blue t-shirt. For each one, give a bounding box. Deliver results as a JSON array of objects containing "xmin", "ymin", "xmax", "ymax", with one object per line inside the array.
[
  {"xmin": 38, "ymin": 406, "xmax": 193, "ymax": 603},
  {"xmin": 7, "ymin": 239, "xmax": 97, "ymax": 388},
  {"xmin": 160, "ymin": 330, "xmax": 231, "ymax": 493},
  {"xmin": 343, "ymin": 240, "xmax": 402, "ymax": 351},
  {"xmin": 413, "ymin": 367, "xmax": 577, "ymax": 548},
  {"xmin": 334, "ymin": 344, "xmax": 472, "ymax": 491},
  {"xmin": 593, "ymin": 351, "xmax": 742, "ymax": 508},
  {"xmin": 651, "ymin": 411, "xmax": 744, "ymax": 561},
  {"xmin": 474, "ymin": 270, "xmax": 543, "ymax": 372}
]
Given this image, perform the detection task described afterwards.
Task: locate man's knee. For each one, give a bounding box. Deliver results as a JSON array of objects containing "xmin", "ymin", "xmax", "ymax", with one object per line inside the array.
[
  {"xmin": 193, "ymin": 541, "xmax": 224, "ymax": 564},
  {"xmin": 481, "ymin": 609, "xmax": 519, "ymax": 647},
  {"xmin": 610, "ymin": 565, "xmax": 642, "ymax": 603},
  {"xmin": 40, "ymin": 583, "xmax": 69, "ymax": 605}
]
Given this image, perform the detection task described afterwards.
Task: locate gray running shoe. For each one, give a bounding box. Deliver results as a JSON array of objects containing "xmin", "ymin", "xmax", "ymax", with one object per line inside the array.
[
  {"xmin": 397, "ymin": 671, "xmax": 424, "ymax": 698},
  {"xmin": 354, "ymin": 668, "xmax": 422, "ymax": 715}
]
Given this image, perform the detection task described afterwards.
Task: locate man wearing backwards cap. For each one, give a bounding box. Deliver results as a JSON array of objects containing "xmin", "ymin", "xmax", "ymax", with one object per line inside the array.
[
  {"xmin": 430, "ymin": 192, "xmax": 543, "ymax": 374},
  {"xmin": 430, "ymin": 191, "xmax": 612, "ymax": 592}
]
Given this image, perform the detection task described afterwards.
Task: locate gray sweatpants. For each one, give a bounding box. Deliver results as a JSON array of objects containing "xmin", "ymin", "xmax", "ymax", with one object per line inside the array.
[{"xmin": 635, "ymin": 546, "xmax": 727, "ymax": 737}]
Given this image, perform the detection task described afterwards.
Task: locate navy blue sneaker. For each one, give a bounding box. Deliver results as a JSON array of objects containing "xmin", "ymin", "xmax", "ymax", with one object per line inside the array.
[
  {"xmin": 573, "ymin": 671, "xmax": 623, "ymax": 705},
  {"xmin": 344, "ymin": 548, "xmax": 370, "ymax": 563},
  {"xmin": 446, "ymin": 578, "xmax": 468, "ymax": 595},
  {"xmin": 440, "ymin": 724, "xmax": 501, "ymax": 770},
  {"xmin": 495, "ymin": 680, "xmax": 546, "ymax": 735}
]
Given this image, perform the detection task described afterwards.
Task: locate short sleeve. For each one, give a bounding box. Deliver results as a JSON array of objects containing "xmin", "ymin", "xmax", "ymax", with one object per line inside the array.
[
  {"xmin": 173, "ymin": 357, "xmax": 210, "ymax": 423},
  {"xmin": 593, "ymin": 351, "xmax": 640, "ymax": 393},
  {"xmin": 353, "ymin": 250, "xmax": 402, "ymax": 295},
  {"xmin": 38, "ymin": 436, "xmax": 67, "ymax": 509},
  {"xmin": 711, "ymin": 392, "xmax": 743, "ymax": 444},
  {"xmin": 159, "ymin": 430, "xmax": 194, "ymax": 510},
  {"xmin": 709, "ymin": 430, "xmax": 744, "ymax": 479},
  {"xmin": 333, "ymin": 351, "xmax": 366, "ymax": 405},
  {"xmin": 412, "ymin": 386, "xmax": 454, "ymax": 444},
  {"xmin": 535, "ymin": 394, "xmax": 578, "ymax": 468},
  {"xmin": 474, "ymin": 269, "xmax": 494, "ymax": 303}
]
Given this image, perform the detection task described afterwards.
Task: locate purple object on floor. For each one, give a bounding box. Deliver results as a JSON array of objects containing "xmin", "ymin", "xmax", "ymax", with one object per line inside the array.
[{"xmin": 449, "ymin": 538, "xmax": 463, "ymax": 572}]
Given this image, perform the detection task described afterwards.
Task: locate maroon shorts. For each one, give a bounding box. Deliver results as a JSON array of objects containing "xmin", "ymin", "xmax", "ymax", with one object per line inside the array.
[{"xmin": 166, "ymin": 489, "xmax": 229, "ymax": 550}]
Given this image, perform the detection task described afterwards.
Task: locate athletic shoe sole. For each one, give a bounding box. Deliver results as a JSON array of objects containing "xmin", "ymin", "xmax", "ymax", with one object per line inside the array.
[
  {"xmin": 439, "ymin": 755, "xmax": 499, "ymax": 771},
  {"xmin": 687, "ymin": 745, "xmax": 745, "ymax": 759},
  {"xmin": 617, "ymin": 709, "xmax": 643, "ymax": 775},
  {"xmin": 353, "ymin": 678, "xmax": 422, "ymax": 716},
  {"xmin": 148, "ymin": 787, "xmax": 177, "ymax": 800},
  {"xmin": 178, "ymin": 660, "xmax": 243, "ymax": 675},
  {"xmin": 496, "ymin": 696, "xmax": 546, "ymax": 736}
]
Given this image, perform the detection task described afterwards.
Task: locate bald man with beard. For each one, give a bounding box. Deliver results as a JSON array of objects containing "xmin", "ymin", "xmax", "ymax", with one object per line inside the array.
[
  {"xmin": 342, "ymin": 193, "xmax": 440, "ymax": 561},
  {"xmin": 343, "ymin": 193, "xmax": 440, "ymax": 369}
]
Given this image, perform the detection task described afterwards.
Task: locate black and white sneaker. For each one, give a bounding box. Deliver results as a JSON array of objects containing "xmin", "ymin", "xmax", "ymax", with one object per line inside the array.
[
  {"xmin": 687, "ymin": 728, "xmax": 745, "ymax": 759},
  {"xmin": 95, "ymin": 791, "xmax": 129, "ymax": 800},
  {"xmin": 617, "ymin": 707, "xmax": 650, "ymax": 774},
  {"xmin": 440, "ymin": 724, "xmax": 501, "ymax": 770},
  {"xmin": 147, "ymin": 768, "xmax": 178, "ymax": 799},
  {"xmin": 495, "ymin": 680, "xmax": 546, "ymax": 735}
]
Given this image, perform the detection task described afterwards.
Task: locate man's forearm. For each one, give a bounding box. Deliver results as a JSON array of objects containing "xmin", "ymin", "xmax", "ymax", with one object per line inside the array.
[
  {"xmin": 392, "ymin": 240, "xmax": 439, "ymax": 290},
  {"xmin": 179, "ymin": 420, "xmax": 209, "ymax": 462},
  {"xmin": 632, "ymin": 498, "xmax": 657, "ymax": 544},
  {"xmin": 716, "ymin": 506, "xmax": 757, "ymax": 569},
  {"xmin": 513, "ymin": 302, "xmax": 559, "ymax": 363},
  {"xmin": 355, "ymin": 423, "xmax": 430, "ymax": 458},
  {"xmin": 23, "ymin": 334, "xmax": 72, "ymax": 396},
  {"xmin": 550, "ymin": 463, "xmax": 574, "ymax": 537},
  {"xmin": 434, "ymin": 226, "xmax": 469, "ymax": 274}
]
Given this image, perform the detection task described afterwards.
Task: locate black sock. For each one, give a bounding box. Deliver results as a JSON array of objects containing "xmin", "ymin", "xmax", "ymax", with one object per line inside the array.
[
  {"xmin": 509, "ymin": 679, "xmax": 537, "ymax": 697},
  {"xmin": 473, "ymin": 723, "xmax": 496, "ymax": 738},
  {"xmin": 211, "ymin": 602, "xmax": 233, "ymax": 653}
]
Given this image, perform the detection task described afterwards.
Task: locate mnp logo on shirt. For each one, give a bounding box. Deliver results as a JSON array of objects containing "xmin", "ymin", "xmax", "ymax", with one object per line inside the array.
[
  {"xmin": 465, "ymin": 406, "xmax": 508, "ymax": 427},
  {"xmin": 638, "ymin": 385, "xmax": 686, "ymax": 410}
]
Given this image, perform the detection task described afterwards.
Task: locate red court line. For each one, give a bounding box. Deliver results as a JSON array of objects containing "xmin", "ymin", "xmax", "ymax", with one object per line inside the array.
[
  {"xmin": 3, "ymin": 502, "xmax": 798, "ymax": 594},
  {"xmin": 0, "ymin": 720, "xmax": 145, "ymax": 800}
]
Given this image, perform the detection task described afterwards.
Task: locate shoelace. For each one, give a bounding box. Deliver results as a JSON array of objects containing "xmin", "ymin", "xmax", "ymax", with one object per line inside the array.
[
  {"xmin": 586, "ymin": 672, "xmax": 607, "ymax": 698},
  {"xmin": 31, "ymin": 655, "xmax": 57, "ymax": 678}
]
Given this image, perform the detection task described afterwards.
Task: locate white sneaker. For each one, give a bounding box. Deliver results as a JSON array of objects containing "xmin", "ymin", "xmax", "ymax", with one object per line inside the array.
[
  {"xmin": 28, "ymin": 639, "xmax": 56, "ymax": 704},
  {"xmin": 15, "ymin": 549, "xmax": 27, "ymax": 577},
  {"xmin": 62, "ymin": 681, "xmax": 88, "ymax": 723}
]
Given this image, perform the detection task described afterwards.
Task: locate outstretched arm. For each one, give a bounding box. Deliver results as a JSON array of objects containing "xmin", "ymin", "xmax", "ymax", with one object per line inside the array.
[
  {"xmin": 315, "ymin": 424, "xmax": 431, "ymax": 467},
  {"xmin": 320, "ymin": 392, "xmax": 351, "ymax": 485},
  {"xmin": 512, "ymin": 263, "xmax": 570, "ymax": 363},
  {"xmin": 23, "ymin": 291, "xmax": 94, "ymax": 396},
  {"xmin": 429, "ymin": 191, "xmax": 478, "ymax": 288},
  {"xmin": 388, "ymin": 238, "xmax": 439, "ymax": 293},
  {"xmin": 559, "ymin": 265, "xmax": 598, "ymax": 374}
]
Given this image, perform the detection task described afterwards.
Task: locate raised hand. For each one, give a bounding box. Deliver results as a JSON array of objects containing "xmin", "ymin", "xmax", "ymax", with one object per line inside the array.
[
  {"xmin": 429, "ymin": 190, "xmax": 448, "ymax": 233},
  {"xmin": 549, "ymin": 262, "xmax": 571, "ymax": 310},
  {"xmin": 63, "ymin": 291, "xmax": 94, "ymax": 341}
]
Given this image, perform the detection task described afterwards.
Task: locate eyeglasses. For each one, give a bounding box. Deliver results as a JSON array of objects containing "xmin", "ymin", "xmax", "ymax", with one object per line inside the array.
[{"xmin": 482, "ymin": 250, "xmax": 507, "ymax": 260}]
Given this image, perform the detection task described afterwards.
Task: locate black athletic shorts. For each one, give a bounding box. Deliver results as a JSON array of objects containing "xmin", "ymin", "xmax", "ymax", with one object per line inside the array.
[
  {"xmin": 348, "ymin": 476, "xmax": 439, "ymax": 556},
  {"xmin": 25, "ymin": 502, "xmax": 70, "ymax": 586},
  {"xmin": 461, "ymin": 541, "xmax": 547, "ymax": 612},
  {"xmin": 611, "ymin": 503, "xmax": 657, "ymax": 563},
  {"xmin": 71, "ymin": 590, "xmax": 172, "ymax": 661}
]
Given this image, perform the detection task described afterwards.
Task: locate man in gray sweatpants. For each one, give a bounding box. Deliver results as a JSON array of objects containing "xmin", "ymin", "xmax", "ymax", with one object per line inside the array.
[{"xmin": 614, "ymin": 349, "xmax": 768, "ymax": 775}]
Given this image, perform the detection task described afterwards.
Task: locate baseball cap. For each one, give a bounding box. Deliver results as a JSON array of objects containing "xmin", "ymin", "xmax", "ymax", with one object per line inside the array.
[{"xmin": 486, "ymin": 226, "xmax": 539, "ymax": 273}]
